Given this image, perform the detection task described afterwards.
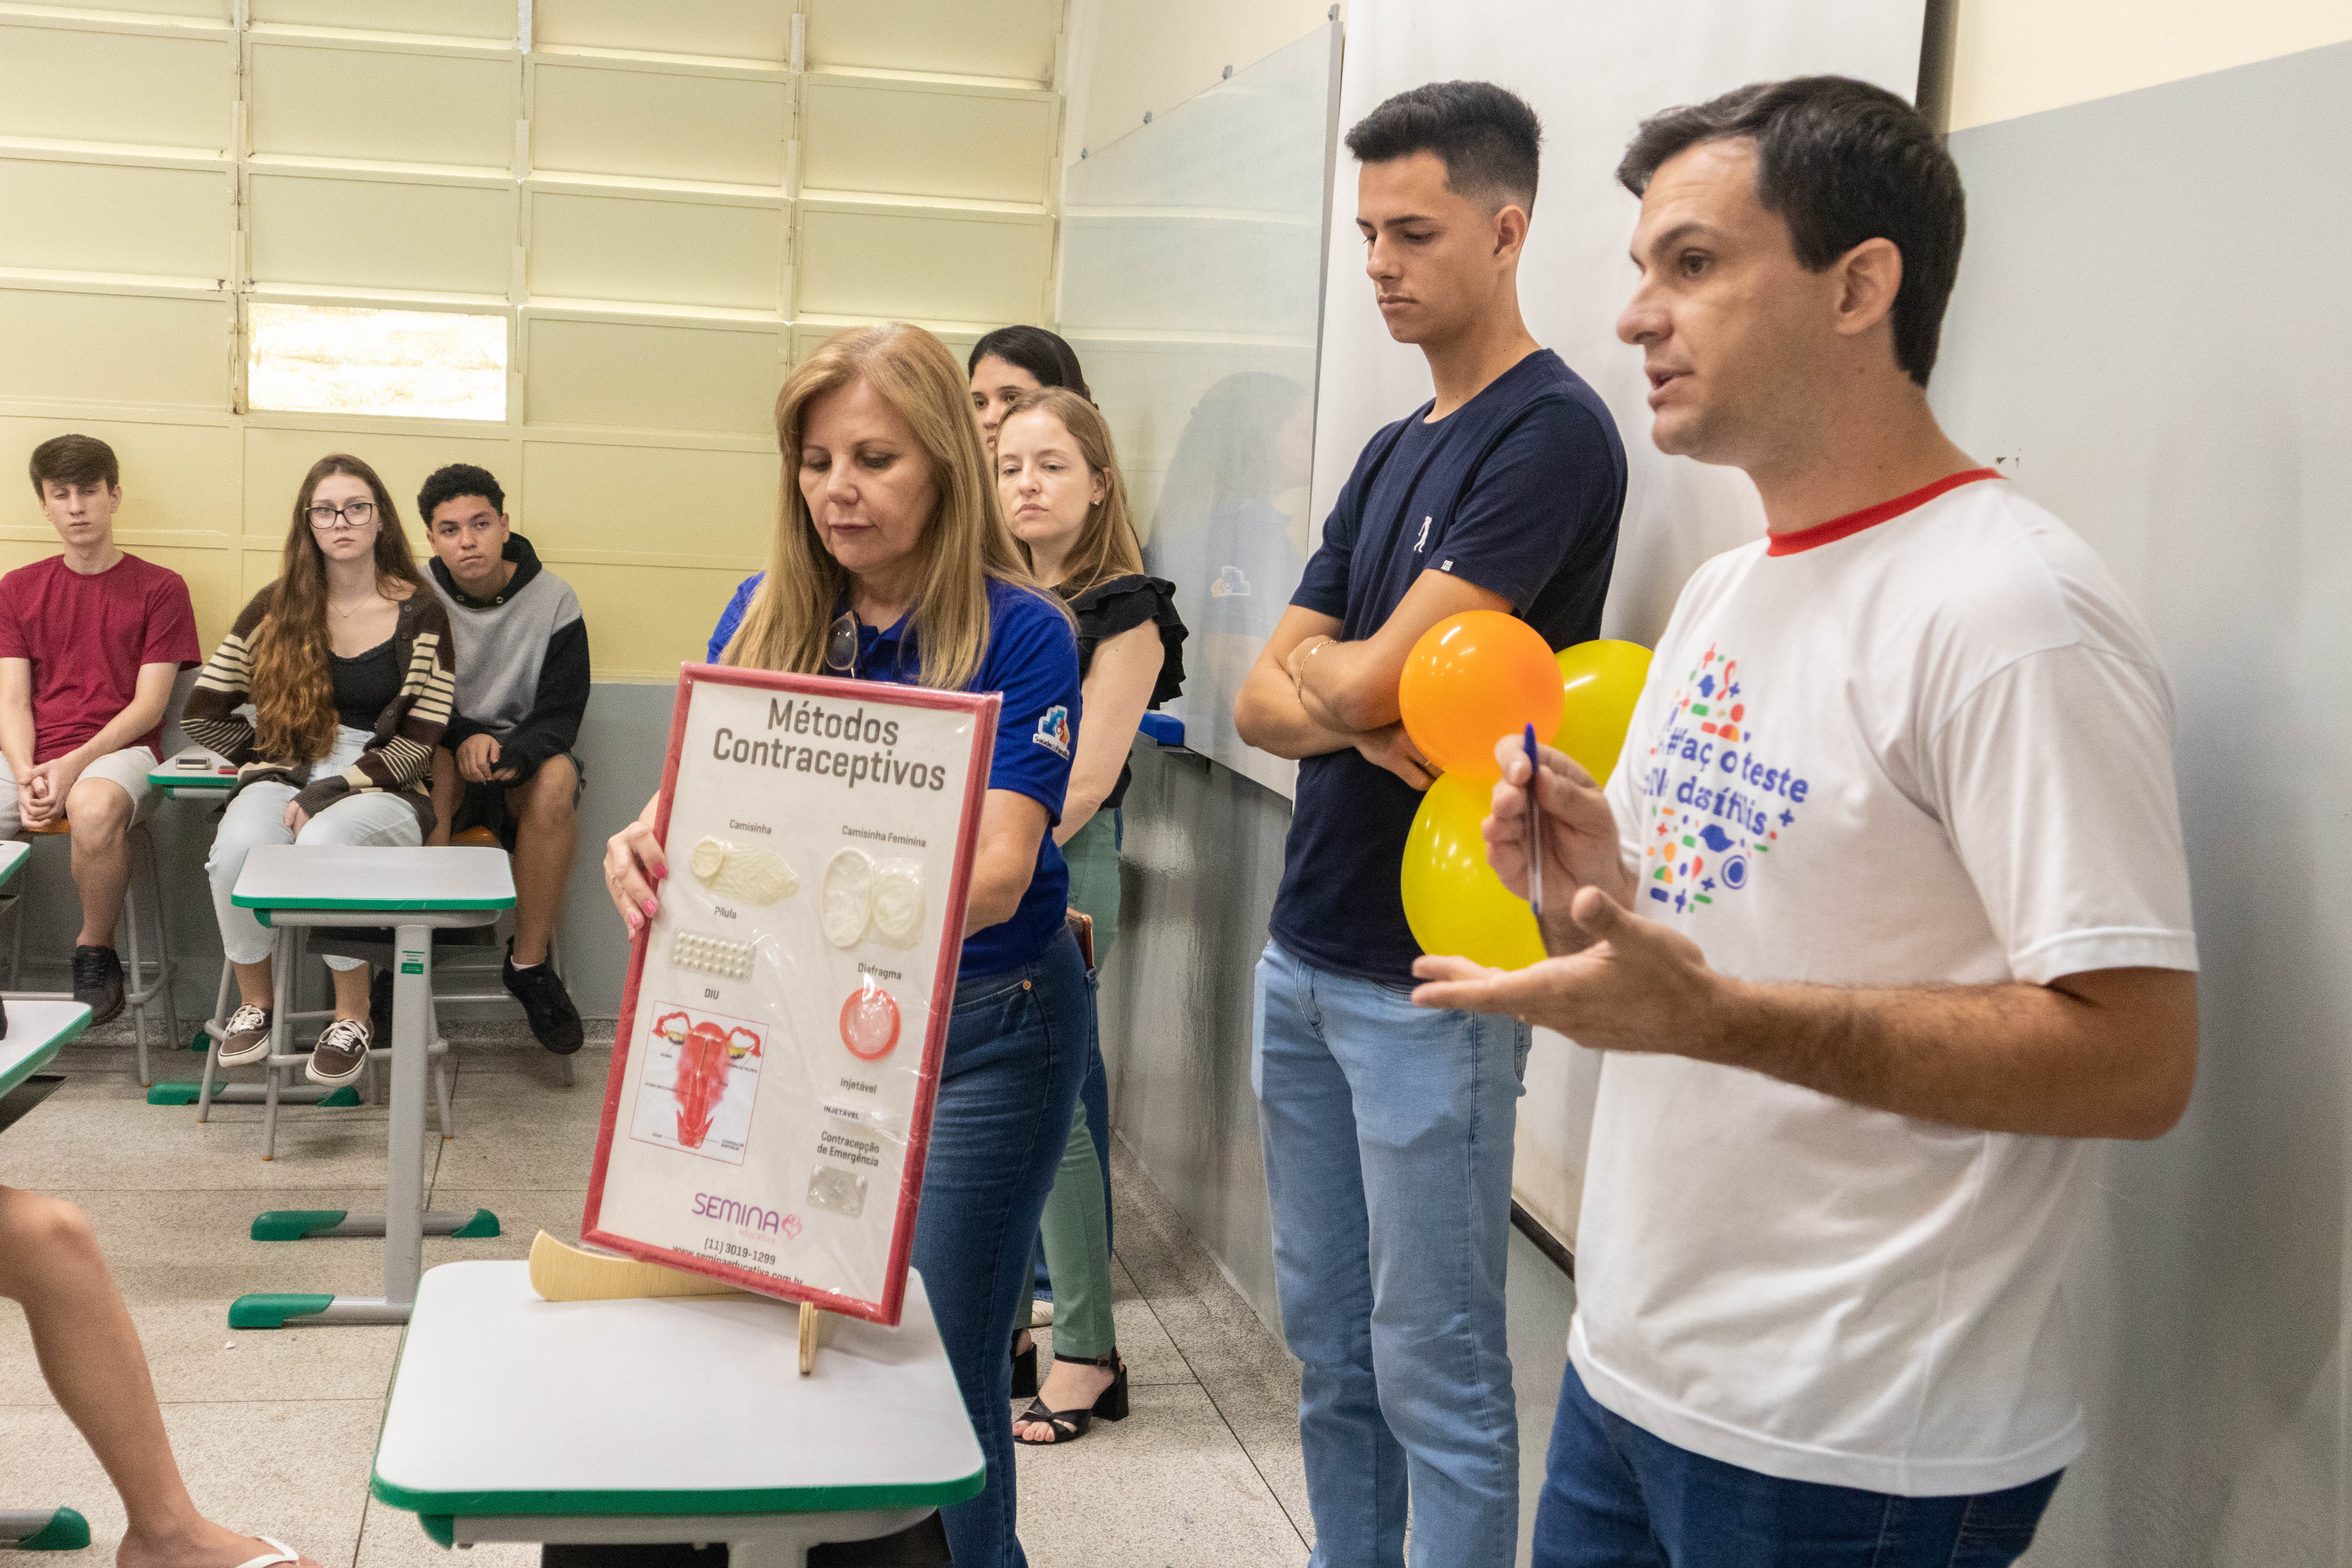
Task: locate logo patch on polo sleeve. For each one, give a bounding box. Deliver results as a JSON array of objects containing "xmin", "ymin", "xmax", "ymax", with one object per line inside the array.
[{"xmin": 1033, "ymin": 704, "xmax": 1072, "ymax": 759}]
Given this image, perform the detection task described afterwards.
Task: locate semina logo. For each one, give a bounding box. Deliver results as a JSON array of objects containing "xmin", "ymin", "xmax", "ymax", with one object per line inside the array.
[
  {"xmin": 1033, "ymin": 703, "xmax": 1072, "ymax": 758},
  {"xmin": 692, "ymin": 1190, "xmax": 802, "ymax": 1240},
  {"xmin": 1633, "ymin": 643, "xmax": 1810, "ymax": 914}
]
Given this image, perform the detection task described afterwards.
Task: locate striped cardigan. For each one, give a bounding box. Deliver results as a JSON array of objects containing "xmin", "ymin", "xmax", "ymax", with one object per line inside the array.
[{"xmin": 182, "ymin": 585, "xmax": 457, "ymax": 834}]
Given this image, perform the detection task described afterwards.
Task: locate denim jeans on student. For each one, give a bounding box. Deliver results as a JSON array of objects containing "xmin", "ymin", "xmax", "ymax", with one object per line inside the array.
[
  {"xmin": 1534, "ymin": 1362, "xmax": 2063, "ymax": 1568},
  {"xmin": 911, "ymin": 925, "xmax": 1091, "ymax": 1568},
  {"xmin": 1253, "ymin": 938, "xmax": 1531, "ymax": 1568}
]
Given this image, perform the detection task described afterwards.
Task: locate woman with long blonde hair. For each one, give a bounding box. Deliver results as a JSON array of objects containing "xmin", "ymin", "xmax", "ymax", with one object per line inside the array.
[
  {"xmin": 606, "ymin": 324, "xmax": 1085, "ymax": 1568},
  {"xmin": 183, "ymin": 454, "xmax": 456, "ymax": 1088},
  {"xmin": 993, "ymin": 385, "xmax": 1186, "ymax": 1448}
]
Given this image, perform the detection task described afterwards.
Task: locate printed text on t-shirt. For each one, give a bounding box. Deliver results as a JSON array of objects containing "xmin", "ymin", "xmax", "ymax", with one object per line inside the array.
[{"xmin": 1634, "ymin": 645, "xmax": 1810, "ymax": 914}]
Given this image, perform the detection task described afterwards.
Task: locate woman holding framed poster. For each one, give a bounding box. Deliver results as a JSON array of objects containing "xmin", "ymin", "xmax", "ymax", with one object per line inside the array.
[{"xmin": 604, "ymin": 324, "xmax": 1087, "ymax": 1568}]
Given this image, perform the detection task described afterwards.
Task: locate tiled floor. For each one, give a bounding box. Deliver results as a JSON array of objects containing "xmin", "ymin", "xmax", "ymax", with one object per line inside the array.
[{"xmin": 0, "ymin": 1024, "xmax": 1311, "ymax": 1567}]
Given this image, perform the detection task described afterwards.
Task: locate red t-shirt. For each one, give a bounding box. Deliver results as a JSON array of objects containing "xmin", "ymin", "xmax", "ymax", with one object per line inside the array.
[{"xmin": 0, "ymin": 553, "xmax": 202, "ymax": 763}]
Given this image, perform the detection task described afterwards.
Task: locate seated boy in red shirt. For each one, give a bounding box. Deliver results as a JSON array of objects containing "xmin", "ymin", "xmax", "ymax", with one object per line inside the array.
[{"xmin": 0, "ymin": 435, "xmax": 201, "ymax": 1022}]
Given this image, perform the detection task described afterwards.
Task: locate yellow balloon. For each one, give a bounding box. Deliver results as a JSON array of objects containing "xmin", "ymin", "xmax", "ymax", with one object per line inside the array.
[
  {"xmin": 1551, "ymin": 640, "xmax": 1653, "ymax": 784},
  {"xmin": 1400, "ymin": 772, "xmax": 1547, "ymax": 972}
]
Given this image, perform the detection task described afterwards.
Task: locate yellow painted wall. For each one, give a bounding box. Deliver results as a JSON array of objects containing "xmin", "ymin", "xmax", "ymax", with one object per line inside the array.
[
  {"xmin": 1061, "ymin": 0, "xmax": 1341, "ymax": 164},
  {"xmin": 1947, "ymin": 0, "xmax": 2352, "ymax": 130},
  {"xmin": 0, "ymin": 1, "xmax": 1066, "ymax": 679}
]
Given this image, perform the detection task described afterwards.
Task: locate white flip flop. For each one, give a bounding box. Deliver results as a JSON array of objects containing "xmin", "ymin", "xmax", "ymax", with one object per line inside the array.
[{"xmin": 230, "ymin": 1536, "xmax": 302, "ymax": 1568}]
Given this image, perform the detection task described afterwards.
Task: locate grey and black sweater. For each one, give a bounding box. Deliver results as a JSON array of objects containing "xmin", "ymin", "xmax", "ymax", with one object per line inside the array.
[{"xmin": 429, "ymin": 533, "xmax": 590, "ymax": 783}]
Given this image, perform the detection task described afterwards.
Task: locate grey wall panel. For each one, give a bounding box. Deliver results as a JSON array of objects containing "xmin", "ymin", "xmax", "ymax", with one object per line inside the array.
[
  {"xmin": 1096, "ymin": 740, "xmax": 1291, "ymax": 1332},
  {"xmin": 1933, "ymin": 42, "xmax": 2352, "ymax": 1567}
]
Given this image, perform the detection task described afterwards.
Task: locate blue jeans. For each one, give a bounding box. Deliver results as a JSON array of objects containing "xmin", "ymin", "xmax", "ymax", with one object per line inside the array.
[
  {"xmin": 911, "ymin": 926, "xmax": 1092, "ymax": 1568},
  {"xmin": 1253, "ymin": 939, "xmax": 1530, "ymax": 1568},
  {"xmin": 1534, "ymin": 1362, "xmax": 2063, "ymax": 1567}
]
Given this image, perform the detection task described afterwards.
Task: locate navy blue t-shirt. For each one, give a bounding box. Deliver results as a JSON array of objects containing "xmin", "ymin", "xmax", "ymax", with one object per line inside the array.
[
  {"xmin": 1271, "ymin": 349, "xmax": 1626, "ymax": 984},
  {"xmin": 708, "ymin": 574, "xmax": 1081, "ymax": 978}
]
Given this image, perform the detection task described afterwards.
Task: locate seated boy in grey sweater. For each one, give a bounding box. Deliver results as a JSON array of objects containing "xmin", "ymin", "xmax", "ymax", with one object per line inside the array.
[{"xmin": 418, "ymin": 464, "xmax": 589, "ymax": 1053}]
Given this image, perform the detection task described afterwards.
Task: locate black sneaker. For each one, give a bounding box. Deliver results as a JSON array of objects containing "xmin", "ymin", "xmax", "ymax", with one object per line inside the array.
[
  {"xmin": 504, "ymin": 942, "xmax": 583, "ymax": 1054},
  {"xmin": 71, "ymin": 945, "xmax": 125, "ymax": 1027}
]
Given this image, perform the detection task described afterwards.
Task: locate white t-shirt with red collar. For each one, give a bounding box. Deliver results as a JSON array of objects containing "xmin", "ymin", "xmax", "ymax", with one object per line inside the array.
[{"xmin": 1577, "ymin": 470, "xmax": 2197, "ymax": 1496}]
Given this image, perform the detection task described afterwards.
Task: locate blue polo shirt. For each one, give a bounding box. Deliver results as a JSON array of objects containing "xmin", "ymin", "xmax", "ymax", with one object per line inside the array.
[
  {"xmin": 709, "ymin": 574, "xmax": 1081, "ymax": 977},
  {"xmin": 1272, "ymin": 349, "xmax": 1626, "ymax": 985}
]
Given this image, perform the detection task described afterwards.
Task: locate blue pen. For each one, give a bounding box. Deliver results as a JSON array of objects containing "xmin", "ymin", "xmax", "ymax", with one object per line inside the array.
[{"xmin": 1523, "ymin": 722, "xmax": 1544, "ymax": 919}]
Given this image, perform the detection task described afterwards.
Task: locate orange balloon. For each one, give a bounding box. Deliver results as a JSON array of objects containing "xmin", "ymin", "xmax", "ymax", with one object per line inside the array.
[{"xmin": 1398, "ymin": 611, "xmax": 1564, "ymax": 781}]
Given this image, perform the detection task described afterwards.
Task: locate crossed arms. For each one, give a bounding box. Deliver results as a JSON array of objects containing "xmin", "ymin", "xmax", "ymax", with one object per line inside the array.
[{"xmin": 1232, "ymin": 572, "xmax": 1511, "ymax": 787}]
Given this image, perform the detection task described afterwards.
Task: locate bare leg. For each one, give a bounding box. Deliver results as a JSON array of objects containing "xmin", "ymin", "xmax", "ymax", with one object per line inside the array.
[
  {"xmin": 328, "ymin": 962, "xmax": 370, "ymax": 1023},
  {"xmin": 425, "ymin": 748, "xmax": 459, "ymax": 850},
  {"xmin": 230, "ymin": 960, "xmax": 271, "ymax": 1010},
  {"xmin": 0, "ymin": 1189, "xmax": 319, "ymax": 1568},
  {"xmin": 504, "ymin": 756, "xmax": 578, "ymax": 968},
  {"xmin": 63, "ymin": 779, "xmax": 134, "ymax": 950}
]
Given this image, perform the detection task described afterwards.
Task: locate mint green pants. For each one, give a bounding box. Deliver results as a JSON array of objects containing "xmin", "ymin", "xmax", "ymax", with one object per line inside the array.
[{"xmin": 1033, "ymin": 809, "xmax": 1120, "ymax": 1360}]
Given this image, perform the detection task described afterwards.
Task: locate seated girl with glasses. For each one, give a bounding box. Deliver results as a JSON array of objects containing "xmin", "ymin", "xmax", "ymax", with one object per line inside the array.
[
  {"xmin": 183, "ymin": 454, "xmax": 457, "ymax": 1088},
  {"xmin": 606, "ymin": 324, "xmax": 1084, "ymax": 1568}
]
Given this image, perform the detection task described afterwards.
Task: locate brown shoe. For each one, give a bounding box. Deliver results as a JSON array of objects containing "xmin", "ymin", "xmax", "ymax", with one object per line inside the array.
[
  {"xmin": 305, "ymin": 1017, "xmax": 371, "ymax": 1086},
  {"xmin": 218, "ymin": 1003, "xmax": 273, "ymax": 1066}
]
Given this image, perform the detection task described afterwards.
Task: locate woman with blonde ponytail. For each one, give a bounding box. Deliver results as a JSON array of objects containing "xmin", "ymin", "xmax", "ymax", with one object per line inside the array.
[
  {"xmin": 183, "ymin": 454, "xmax": 456, "ymax": 1088},
  {"xmin": 606, "ymin": 324, "xmax": 1085, "ymax": 1568}
]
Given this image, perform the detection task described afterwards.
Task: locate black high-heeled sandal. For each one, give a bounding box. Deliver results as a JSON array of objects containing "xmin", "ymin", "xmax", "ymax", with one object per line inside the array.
[
  {"xmin": 1011, "ymin": 1330, "xmax": 1038, "ymax": 1400},
  {"xmin": 1011, "ymin": 1351, "xmax": 1128, "ymax": 1446}
]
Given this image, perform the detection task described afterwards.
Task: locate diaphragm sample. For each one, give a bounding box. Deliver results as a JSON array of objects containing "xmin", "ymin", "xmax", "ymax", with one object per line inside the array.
[
  {"xmin": 822, "ymin": 847, "xmax": 875, "ymax": 947},
  {"xmin": 839, "ymin": 981, "xmax": 901, "ymax": 1061},
  {"xmin": 870, "ymin": 863, "xmax": 923, "ymax": 948}
]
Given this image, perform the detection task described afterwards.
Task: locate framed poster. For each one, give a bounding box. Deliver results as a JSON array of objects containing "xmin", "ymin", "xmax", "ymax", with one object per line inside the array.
[{"xmin": 584, "ymin": 664, "xmax": 999, "ymax": 1325}]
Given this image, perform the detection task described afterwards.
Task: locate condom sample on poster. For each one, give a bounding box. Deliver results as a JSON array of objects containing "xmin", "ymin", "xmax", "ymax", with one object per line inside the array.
[{"xmin": 583, "ymin": 664, "xmax": 999, "ymax": 1326}]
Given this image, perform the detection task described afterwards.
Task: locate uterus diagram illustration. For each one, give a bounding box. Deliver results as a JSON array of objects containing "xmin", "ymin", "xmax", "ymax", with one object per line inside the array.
[{"xmin": 634, "ymin": 1004, "xmax": 766, "ymax": 1164}]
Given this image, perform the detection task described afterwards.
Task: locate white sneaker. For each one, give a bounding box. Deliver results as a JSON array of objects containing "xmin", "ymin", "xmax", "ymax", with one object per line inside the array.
[{"xmin": 217, "ymin": 1004, "xmax": 274, "ymax": 1066}]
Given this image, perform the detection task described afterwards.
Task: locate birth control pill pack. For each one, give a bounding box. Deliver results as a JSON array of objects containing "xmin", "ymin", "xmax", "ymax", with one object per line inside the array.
[{"xmin": 584, "ymin": 665, "xmax": 1000, "ymax": 1326}]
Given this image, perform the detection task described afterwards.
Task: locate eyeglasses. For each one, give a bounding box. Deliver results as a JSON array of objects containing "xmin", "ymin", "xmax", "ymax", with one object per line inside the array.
[
  {"xmin": 823, "ymin": 612, "xmax": 858, "ymax": 676},
  {"xmin": 307, "ymin": 500, "xmax": 378, "ymax": 531}
]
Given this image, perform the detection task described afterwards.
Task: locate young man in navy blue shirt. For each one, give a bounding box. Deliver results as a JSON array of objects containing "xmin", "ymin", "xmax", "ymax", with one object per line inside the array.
[{"xmin": 1234, "ymin": 81, "xmax": 1626, "ymax": 1567}]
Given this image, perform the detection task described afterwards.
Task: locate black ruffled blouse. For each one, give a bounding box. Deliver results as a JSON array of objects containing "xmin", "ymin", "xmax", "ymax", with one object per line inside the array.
[{"xmin": 1061, "ymin": 573, "xmax": 1187, "ymax": 811}]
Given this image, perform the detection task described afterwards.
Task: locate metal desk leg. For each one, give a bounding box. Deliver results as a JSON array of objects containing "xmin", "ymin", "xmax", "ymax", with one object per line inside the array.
[
  {"xmin": 383, "ymin": 920, "xmax": 429, "ymax": 1310},
  {"xmin": 228, "ymin": 925, "xmax": 497, "ymax": 1329}
]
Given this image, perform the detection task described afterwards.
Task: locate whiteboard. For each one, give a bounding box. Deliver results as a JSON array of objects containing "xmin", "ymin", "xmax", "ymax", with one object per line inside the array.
[
  {"xmin": 1311, "ymin": 0, "xmax": 1926, "ymax": 1255},
  {"xmin": 1058, "ymin": 22, "xmax": 1343, "ymax": 795}
]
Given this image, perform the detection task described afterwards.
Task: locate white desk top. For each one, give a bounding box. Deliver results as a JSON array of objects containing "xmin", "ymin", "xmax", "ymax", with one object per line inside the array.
[
  {"xmin": 231, "ymin": 845, "xmax": 515, "ymax": 912},
  {"xmin": 0, "ymin": 1001, "xmax": 91, "ymax": 1098},
  {"xmin": 0, "ymin": 840, "xmax": 25, "ymax": 890},
  {"xmin": 150, "ymin": 748, "xmax": 238, "ymax": 791},
  {"xmin": 371, "ymin": 1261, "xmax": 982, "ymax": 1520}
]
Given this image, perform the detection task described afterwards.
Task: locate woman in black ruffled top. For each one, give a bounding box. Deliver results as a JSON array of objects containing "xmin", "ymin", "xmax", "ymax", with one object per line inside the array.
[{"xmin": 993, "ymin": 384, "xmax": 1186, "ymax": 1446}]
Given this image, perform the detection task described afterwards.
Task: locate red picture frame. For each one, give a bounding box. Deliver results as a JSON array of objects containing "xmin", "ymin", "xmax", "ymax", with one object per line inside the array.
[{"xmin": 580, "ymin": 663, "xmax": 999, "ymax": 1325}]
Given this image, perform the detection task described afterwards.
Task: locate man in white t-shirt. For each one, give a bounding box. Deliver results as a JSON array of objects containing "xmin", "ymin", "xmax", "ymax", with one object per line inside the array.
[{"xmin": 1412, "ymin": 77, "xmax": 2198, "ymax": 1567}]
